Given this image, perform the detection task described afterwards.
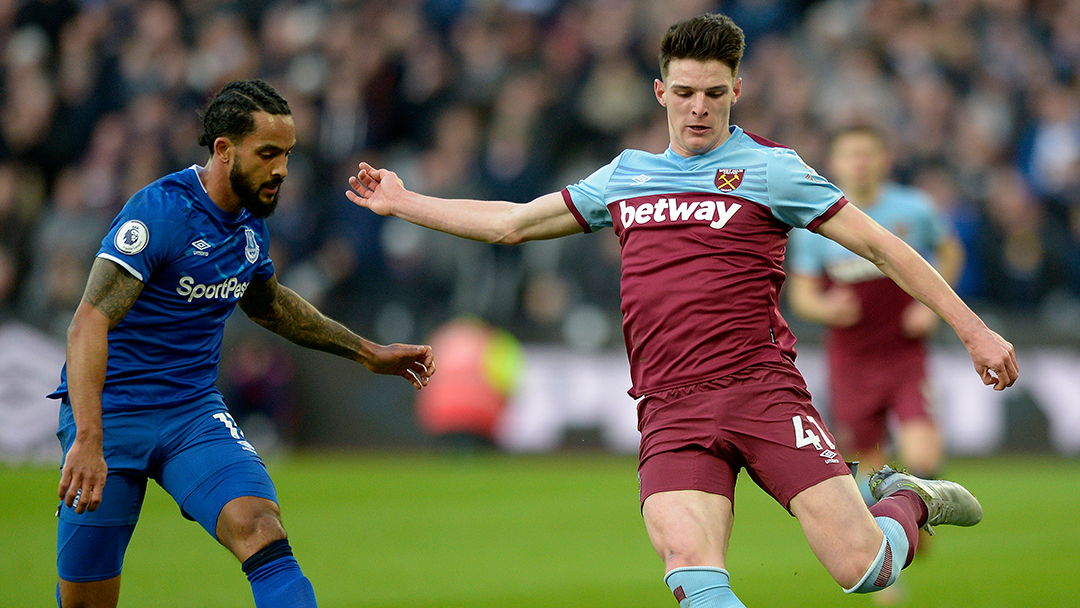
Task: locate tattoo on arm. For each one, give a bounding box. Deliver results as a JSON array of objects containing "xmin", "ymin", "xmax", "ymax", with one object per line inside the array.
[
  {"xmin": 240, "ymin": 276, "xmax": 369, "ymax": 361},
  {"xmin": 83, "ymin": 258, "xmax": 144, "ymax": 327}
]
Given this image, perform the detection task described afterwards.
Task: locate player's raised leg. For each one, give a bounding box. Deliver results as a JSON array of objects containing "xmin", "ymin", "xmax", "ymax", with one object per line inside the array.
[
  {"xmin": 870, "ymin": 465, "xmax": 982, "ymax": 533},
  {"xmin": 789, "ymin": 474, "xmax": 899, "ymax": 592},
  {"xmin": 643, "ymin": 490, "xmax": 746, "ymax": 607},
  {"xmin": 218, "ymin": 496, "xmax": 317, "ymax": 608}
]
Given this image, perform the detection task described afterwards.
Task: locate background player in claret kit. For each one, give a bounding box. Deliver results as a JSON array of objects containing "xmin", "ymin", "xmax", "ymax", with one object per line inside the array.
[
  {"xmin": 787, "ymin": 125, "xmax": 963, "ymax": 500},
  {"xmin": 346, "ymin": 12, "xmax": 1016, "ymax": 608},
  {"xmin": 50, "ymin": 79, "xmax": 433, "ymax": 608},
  {"xmin": 787, "ymin": 126, "xmax": 962, "ymax": 604}
]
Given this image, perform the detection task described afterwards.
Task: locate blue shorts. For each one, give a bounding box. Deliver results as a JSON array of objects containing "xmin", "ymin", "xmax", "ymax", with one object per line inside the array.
[{"xmin": 55, "ymin": 393, "xmax": 277, "ymax": 582}]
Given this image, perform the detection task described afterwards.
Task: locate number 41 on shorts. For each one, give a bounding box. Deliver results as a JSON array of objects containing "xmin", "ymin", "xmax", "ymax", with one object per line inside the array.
[{"xmin": 792, "ymin": 415, "xmax": 836, "ymax": 451}]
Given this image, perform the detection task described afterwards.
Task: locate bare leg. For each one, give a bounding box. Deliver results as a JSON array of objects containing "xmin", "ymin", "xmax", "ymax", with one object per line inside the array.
[
  {"xmin": 57, "ymin": 575, "xmax": 122, "ymax": 608},
  {"xmin": 642, "ymin": 489, "xmax": 733, "ymax": 571},
  {"xmin": 643, "ymin": 490, "xmax": 745, "ymax": 606},
  {"xmin": 895, "ymin": 418, "xmax": 942, "ymax": 477},
  {"xmin": 216, "ymin": 496, "xmax": 287, "ymax": 561},
  {"xmin": 789, "ymin": 474, "xmax": 884, "ymax": 589}
]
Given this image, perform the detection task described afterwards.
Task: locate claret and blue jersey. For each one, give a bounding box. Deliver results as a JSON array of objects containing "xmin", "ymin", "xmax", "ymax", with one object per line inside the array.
[
  {"xmin": 787, "ymin": 181, "xmax": 950, "ymax": 358},
  {"xmin": 50, "ymin": 165, "xmax": 275, "ymax": 410},
  {"xmin": 561, "ymin": 126, "xmax": 847, "ymax": 397}
]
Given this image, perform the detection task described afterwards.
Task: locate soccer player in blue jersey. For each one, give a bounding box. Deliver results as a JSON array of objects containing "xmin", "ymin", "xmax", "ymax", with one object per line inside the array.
[
  {"xmin": 51, "ymin": 79, "xmax": 434, "ymax": 608},
  {"xmin": 346, "ymin": 13, "xmax": 1016, "ymax": 608}
]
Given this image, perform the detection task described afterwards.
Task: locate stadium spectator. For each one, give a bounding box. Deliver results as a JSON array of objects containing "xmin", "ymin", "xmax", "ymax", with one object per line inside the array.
[
  {"xmin": 2, "ymin": 0, "xmax": 1079, "ymax": 343},
  {"xmin": 20, "ymin": 165, "xmax": 112, "ymax": 337},
  {"xmin": 972, "ymin": 163, "xmax": 1071, "ymax": 310},
  {"xmin": 346, "ymin": 12, "xmax": 1016, "ymax": 606},
  {"xmin": 49, "ymin": 79, "xmax": 433, "ymax": 608},
  {"xmin": 0, "ymin": 160, "xmax": 45, "ymax": 315}
]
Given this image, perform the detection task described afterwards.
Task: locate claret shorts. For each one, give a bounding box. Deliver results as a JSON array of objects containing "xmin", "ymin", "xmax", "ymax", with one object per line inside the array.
[{"xmin": 637, "ymin": 359, "xmax": 852, "ymax": 510}]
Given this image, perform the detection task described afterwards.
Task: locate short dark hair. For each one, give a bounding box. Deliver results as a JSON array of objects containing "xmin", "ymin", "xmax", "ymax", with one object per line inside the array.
[
  {"xmin": 828, "ymin": 124, "xmax": 888, "ymax": 153},
  {"xmin": 197, "ymin": 79, "xmax": 291, "ymax": 152},
  {"xmin": 659, "ymin": 13, "xmax": 746, "ymax": 81}
]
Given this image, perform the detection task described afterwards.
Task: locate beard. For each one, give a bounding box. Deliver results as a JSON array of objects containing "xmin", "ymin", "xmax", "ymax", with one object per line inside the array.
[{"xmin": 230, "ymin": 160, "xmax": 281, "ymax": 219}]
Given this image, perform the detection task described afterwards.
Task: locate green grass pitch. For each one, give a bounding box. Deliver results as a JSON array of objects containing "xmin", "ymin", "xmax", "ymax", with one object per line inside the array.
[{"xmin": 4, "ymin": 453, "xmax": 1077, "ymax": 607}]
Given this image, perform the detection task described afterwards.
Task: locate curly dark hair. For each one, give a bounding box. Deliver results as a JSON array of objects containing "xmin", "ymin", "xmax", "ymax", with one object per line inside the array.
[
  {"xmin": 197, "ymin": 79, "xmax": 291, "ymax": 152},
  {"xmin": 659, "ymin": 13, "xmax": 746, "ymax": 81}
]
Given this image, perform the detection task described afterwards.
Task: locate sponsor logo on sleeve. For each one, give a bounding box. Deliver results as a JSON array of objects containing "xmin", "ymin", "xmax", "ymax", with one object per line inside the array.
[{"xmin": 115, "ymin": 220, "xmax": 149, "ymax": 255}]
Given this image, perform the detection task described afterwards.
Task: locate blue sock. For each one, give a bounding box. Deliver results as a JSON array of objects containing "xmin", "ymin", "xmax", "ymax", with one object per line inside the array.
[
  {"xmin": 242, "ymin": 539, "xmax": 317, "ymax": 608},
  {"xmin": 843, "ymin": 517, "xmax": 908, "ymax": 594},
  {"xmin": 856, "ymin": 474, "xmax": 875, "ymax": 506},
  {"xmin": 664, "ymin": 567, "xmax": 746, "ymax": 607}
]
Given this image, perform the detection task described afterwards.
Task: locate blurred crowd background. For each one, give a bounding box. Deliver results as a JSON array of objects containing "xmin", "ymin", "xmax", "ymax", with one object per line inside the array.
[{"xmin": 2, "ymin": 0, "xmax": 1080, "ymax": 447}]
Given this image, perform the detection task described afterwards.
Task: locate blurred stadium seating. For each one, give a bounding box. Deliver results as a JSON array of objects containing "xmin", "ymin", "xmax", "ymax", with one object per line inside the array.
[{"xmin": 2, "ymin": 0, "xmax": 1079, "ymax": 455}]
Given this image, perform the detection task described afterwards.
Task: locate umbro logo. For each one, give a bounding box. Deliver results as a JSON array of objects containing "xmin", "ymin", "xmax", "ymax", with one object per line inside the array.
[
  {"xmin": 820, "ymin": 450, "xmax": 838, "ymax": 459},
  {"xmin": 632, "ymin": 174, "xmax": 650, "ymax": 184},
  {"xmin": 191, "ymin": 239, "xmax": 211, "ymax": 256}
]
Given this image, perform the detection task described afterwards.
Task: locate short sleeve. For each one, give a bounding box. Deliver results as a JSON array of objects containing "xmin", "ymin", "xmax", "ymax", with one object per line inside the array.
[
  {"xmin": 766, "ymin": 149, "xmax": 845, "ymax": 229},
  {"xmin": 97, "ymin": 191, "xmax": 181, "ymax": 283},
  {"xmin": 563, "ymin": 153, "xmax": 626, "ymax": 231}
]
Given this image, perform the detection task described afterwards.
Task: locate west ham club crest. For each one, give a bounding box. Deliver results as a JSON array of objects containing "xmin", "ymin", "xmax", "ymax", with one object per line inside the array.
[{"xmin": 715, "ymin": 169, "xmax": 745, "ymax": 193}]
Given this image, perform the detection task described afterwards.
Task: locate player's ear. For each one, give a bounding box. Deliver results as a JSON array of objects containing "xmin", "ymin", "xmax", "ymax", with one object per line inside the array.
[
  {"xmin": 213, "ymin": 137, "xmax": 234, "ymax": 165},
  {"xmin": 654, "ymin": 79, "xmax": 667, "ymax": 107}
]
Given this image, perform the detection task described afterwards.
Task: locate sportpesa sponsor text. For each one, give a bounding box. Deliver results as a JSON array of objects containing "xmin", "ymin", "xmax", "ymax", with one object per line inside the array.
[{"xmin": 176, "ymin": 276, "xmax": 249, "ymax": 302}]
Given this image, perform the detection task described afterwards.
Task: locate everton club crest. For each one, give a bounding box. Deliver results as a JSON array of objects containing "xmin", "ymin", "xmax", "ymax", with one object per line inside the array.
[
  {"xmin": 244, "ymin": 227, "xmax": 259, "ymax": 263},
  {"xmin": 715, "ymin": 169, "xmax": 745, "ymax": 193}
]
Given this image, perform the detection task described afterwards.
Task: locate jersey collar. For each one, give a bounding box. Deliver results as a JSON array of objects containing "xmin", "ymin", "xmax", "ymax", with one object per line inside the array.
[
  {"xmin": 186, "ymin": 165, "xmax": 251, "ymax": 226},
  {"xmin": 664, "ymin": 125, "xmax": 744, "ymax": 164}
]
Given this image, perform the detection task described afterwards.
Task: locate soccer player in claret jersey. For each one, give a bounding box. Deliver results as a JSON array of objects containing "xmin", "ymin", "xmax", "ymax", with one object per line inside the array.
[
  {"xmin": 50, "ymin": 79, "xmax": 434, "ymax": 608},
  {"xmin": 787, "ymin": 126, "xmax": 961, "ymax": 502},
  {"xmin": 347, "ymin": 13, "xmax": 1017, "ymax": 607}
]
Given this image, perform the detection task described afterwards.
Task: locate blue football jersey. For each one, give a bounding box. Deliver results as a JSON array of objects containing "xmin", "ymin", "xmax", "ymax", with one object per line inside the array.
[
  {"xmin": 560, "ymin": 126, "xmax": 846, "ymax": 396},
  {"xmin": 50, "ymin": 166, "xmax": 275, "ymax": 410}
]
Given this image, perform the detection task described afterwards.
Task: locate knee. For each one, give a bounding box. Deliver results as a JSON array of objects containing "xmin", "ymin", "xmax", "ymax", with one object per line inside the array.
[
  {"xmin": 217, "ymin": 497, "xmax": 287, "ymax": 557},
  {"xmin": 834, "ymin": 531, "xmax": 886, "ymax": 589}
]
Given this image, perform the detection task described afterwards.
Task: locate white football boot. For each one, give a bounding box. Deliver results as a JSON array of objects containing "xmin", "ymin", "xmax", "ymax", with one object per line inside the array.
[{"xmin": 869, "ymin": 465, "xmax": 983, "ymax": 535}]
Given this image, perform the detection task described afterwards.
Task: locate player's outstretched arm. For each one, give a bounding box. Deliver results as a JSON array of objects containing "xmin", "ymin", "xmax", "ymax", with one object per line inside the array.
[
  {"xmin": 60, "ymin": 258, "xmax": 145, "ymax": 514},
  {"xmin": 815, "ymin": 203, "xmax": 1018, "ymax": 390},
  {"xmin": 239, "ymin": 275, "xmax": 434, "ymax": 389},
  {"xmin": 346, "ymin": 162, "xmax": 583, "ymax": 244}
]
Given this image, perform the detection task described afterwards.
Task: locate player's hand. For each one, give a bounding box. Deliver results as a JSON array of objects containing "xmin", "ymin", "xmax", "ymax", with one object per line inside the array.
[
  {"xmin": 57, "ymin": 438, "xmax": 107, "ymax": 514},
  {"xmin": 346, "ymin": 163, "xmax": 405, "ymax": 217},
  {"xmin": 822, "ymin": 286, "xmax": 861, "ymax": 328},
  {"xmin": 967, "ymin": 327, "xmax": 1018, "ymax": 391},
  {"xmin": 364, "ymin": 343, "xmax": 435, "ymax": 389},
  {"xmin": 901, "ymin": 301, "xmax": 940, "ymax": 339}
]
